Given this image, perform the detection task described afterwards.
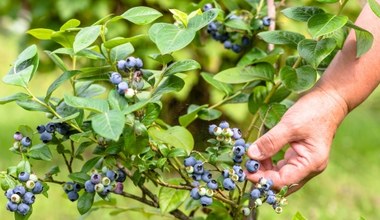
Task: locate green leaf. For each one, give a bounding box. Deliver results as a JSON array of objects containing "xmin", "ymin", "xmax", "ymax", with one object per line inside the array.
[
  {"xmin": 44, "ymin": 50, "xmax": 68, "ymax": 71},
  {"xmin": 104, "ymin": 35, "xmax": 146, "ymax": 49},
  {"xmin": 308, "ymin": 13, "xmax": 348, "ymax": 38},
  {"xmin": 149, "ymin": 126, "xmax": 194, "ymax": 155},
  {"xmin": 281, "ymin": 6, "xmax": 324, "ymax": 22},
  {"xmin": 46, "ymin": 70, "xmax": 81, "ymax": 101},
  {"xmin": 297, "ymin": 38, "xmax": 336, "ymax": 68},
  {"xmin": 73, "ymin": 25, "xmax": 101, "ymax": 53},
  {"xmin": 122, "ymin": 6, "xmax": 162, "ymax": 25},
  {"xmin": 108, "ymin": 90, "xmax": 128, "ymax": 112},
  {"xmin": 346, "ymin": 22, "xmax": 374, "ymax": 57},
  {"xmin": 64, "ymin": 94, "xmax": 109, "ymax": 113},
  {"xmin": 201, "ymin": 72, "xmax": 233, "ymax": 95},
  {"xmin": 280, "ymin": 65, "xmax": 317, "ymax": 92},
  {"xmin": 27, "ymin": 28, "xmax": 54, "ymax": 40},
  {"xmin": 27, "ymin": 144, "xmax": 52, "ymax": 161},
  {"xmin": 369, "ymin": 0, "xmax": 380, "ymax": 18},
  {"xmin": 3, "ymin": 66, "xmax": 34, "ymax": 87},
  {"xmin": 187, "ymin": 9, "xmax": 218, "ymax": 31},
  {"xmin": 224, "ymin": 18, "xmax": 251, "ymax": 32},
  {"xmin": 258, "ymin": 31, "xmax": 305, "ymax": 48},
  {"xmin": 16, "ymin": 100, "xmax": 49, "ymax": 112},
  {"xmin": 153, "ymin": 75, "xmax": 185, "ymax": 98},
  {"xmin": 16, "ymin": 160, "xmax": 31, "ymax": 174},
  {"xmin": 69, "ymin": 172, "xmax": 91, "ymax": 184},
  {"xmin": 259, "ymin": 104, "xmax": 287, "ymax": 128},
  {"xmin": 164, "ymin": 59, "xmax": 200, "ymax": 76},
  {"xmin": 237, "ymin": 48, "xmax": 267, "ymax": 66},
  {"xmin": 123, "ymin": 123, "xmax": 150, "ymax": 155},
  {"xmin": 0, "ymin": 172, "xmax": 17, "ymax": 191},
  {"xmin": 60, "ymin": 19, "xmax": 81, "ymax": 31},
  {"xmin": 110, "ymin": 42, "xmax": 134, "ymax": 63},
  {"xmin": 149, "ymin": 53, "xmax": 174, "ymax": 65},
  {"xmin": 158, "ymin": 186, "xmax": 189, "ymax": 214},
  {"xmin": 78, "ymin": 84, "xmax": 106, "ymax": 98},
  {"xmin": 214, "ymin": 63, "xmax": 275, "ymax": 84},
  {"xmin": 91, "ymin": 110, "xmax": 125, "ymax": 141},
  {"xmin": 169, "ymin": 9, "xmax": 189, "ymax": 26},
  {"xmin": 0, "ymin": 93, "xmax": 30, "ymax": 104},
  {"xmin": 51, "ymin": 30, "xmax": 76, "ymax": 48},
  {"xmin": 141, "ymin": 103, "xmax": 161, "ymax": 126},
  {"xmin": 316, "ymin": 0, "xmax": 338, "ymax": 2},
  {"xmin": 248, "ymin": 86, "xmax": 268, "ymax": 114},
  {"xmin": 77, "ymin": 192, "xmax": 95, "ymax": 215},
  {"xmin": 179, "ymin": 104, "xmax": 208, "ymax": 127},
  {"xmin": 149, "ymin": 23, "xmax": 195, "ymax": 54},
  {"xmin": 198, "ymin": 108, "xmax": 222, "ymax": 121},
  {"xmin": 81, "ymin": 156, "xmax": 102, "ymax": 173},
  {"xmin": 18, "ymin": 125, "xmax": 34, "ymax": 138},
  {"xmin": 292, "ymin": 211, "xmax": 307, "ymax": 220}
]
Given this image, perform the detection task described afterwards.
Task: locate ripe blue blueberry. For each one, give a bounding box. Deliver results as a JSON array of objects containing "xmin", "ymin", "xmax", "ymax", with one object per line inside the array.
[
  {"xmin": 18, "ymin": 172, "xmax": 30, "ymax": 182},
  {"xmin": 238, "ymin": 172, "xmax": 246, "ymax": 182},
  {"xmin": 110, "ymin": 72, "xmax": 123, "ymax": 85},
  {"xmin": 223, "ymin": 40, "xmax": 232, "ymax": 49},
  {"xmin": 245, "ymin": 159, "xmax": 260, "ymax": 173},
  {"xmin": 231, "ymin": 128, "xmax": 242, "ymax": 139},
  {"xmin": 222, "ymin": 178, "xmax": 235, "ymax": 191},
  {"xmin": 5, "ymin": 189, "xmax": 13, "ymax": 199},
  {"xmin": 84, "ymin": 180, "xmax": 95, "ymax": 193},
  {"xmin": 191, "ymin": 181, "xmax": 200, "ymax": 187},
  {"xmin": 267, "ymin": 190, "xmax": 275, "ymax": 196},
  {"xmin": 207, "ymin": 180, "xmax": 218, "ymax": 190},
  {"xmin": 32, "ymin": 181, "xmax": 43, "ymax": 194},
  {"xmin": 55, "ymin": 122, "xmax": 70, "ymax": 135},
  {"xmin": 233, "ymin": 155, "xmax": 243, "ymax": 163},
  {"xmin": 184, "ymin": 156, "xmax": 197, "ymax": 167},
  {"xmin": 20, "ymin": 137, "xmax": 31, "ymax": 147},
  {"xmin": 192, "ymin": 174, "xmax": 202, "ymax": 181},
  {"xmin": 219, "ymin": 121, "xmax": 229, "ymax": 129},
  {"xmin": 208, "ymin": 124, "xmax": 217, "ymax": 135},
  {"xmin": 45, "ymin": 122, "xmax": 56, "ymax": 133},
  {"xmin": 117, "ymin": 81, "xmax": 129, "ymax": 94},
  {"xmin": 266, "ymin": 195, "xmax": 276, "ymax": 205},
  {"xmin": 250, "ymin": 188, "xmax": 261, "ymax": 200},
  {"xmin": 91, "ymin": 173, "xmax": 102, "ymax": 184},
  {"xmin": 17, "ymin": 203, "xmax": 30, "ymax": 216},
  {"xmin": 207, "ymin": 22, "xmax": 218, "ymax": 32},
  {"xmin": 233, "ymin": 145, "xmax": 246, "ymax": 157},
  {"xmin": 234, "ymin": 138, "xmax": 245, "ymax": 146},
  {"xmin": 67, "ymin": 191, "xmax": 79, "ymax": 202},
  {"xmin": 200, "ymin": 196, "xmax": 213, "ymax": 206},
  {"xmin": 201, "ymin": 171, "xmax": 212, "ymax": 183},
  {"xmin": 241, "ymin": 36, "xmax": 251, "ymax": 47},
  {"xmin": 106, "ymin": 170, "xmax": 117, "ymax": 181},
  {"xmin": 13, "ymin": 132, "xmax": 23, "ymax": 141},
  {"xmin": 232, "ymin": 44, "xmax": 242, "ymax": 53},
  {"xmin": 117, "ymin": 60, "xmax": 127, "ymax": 70},
  {"xmin": 190, "ymin": 188, "xmax": 201, "ymax": 200},
  {"xmin": 13, "ymin": 186, "xmax": 26, "ymax": 196},
  {"xmin": 125, "ymin": 57, "xmax": 137, "ymax": 69},
  {"xmin": 114, "ymin": 182, "xmax": 124, "ymax": 194},
  {"xmin": 262, "ymin": 16, "xmax": 271, "ymax": 26},
  {"xmin": 6, "ymin": 201, "xmax": 18, "ymax": 212},
  {"xmin": 116, "ymin": 169, "xmax": 127, "ymax": 182},
  {"xmin": 23, "ymin": 192, "xmax": 35, "ymax": 205},
  {"xmin": 135, "ymin": 58, "xmax": 143, "ymax": 69},
  {"xmin": 203, "ymin": 3, "xmax": 213, "ymax": 11},
  {"xmin": 233, "ymin": 165, "xmax": 244, "ymax": 178},
  {"xmin": 40, "ymin": 131, "xmax": 52, "ymax": 143},
  {"xmin": 36, "ymin": 125, "xmax": 46, "ymax": 134},
  {"xmin": 193, "ymin": 162, "xmax": 204, "ymax": 175},
  {"xmin": 222, "ymin": 169, "xmax": 229, "ymax": 178}
]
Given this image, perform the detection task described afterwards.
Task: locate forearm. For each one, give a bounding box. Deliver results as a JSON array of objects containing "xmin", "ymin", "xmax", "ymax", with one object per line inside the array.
[{"xmin": 314, "ymin": 3, "xmax": 380, "ymax": 114}]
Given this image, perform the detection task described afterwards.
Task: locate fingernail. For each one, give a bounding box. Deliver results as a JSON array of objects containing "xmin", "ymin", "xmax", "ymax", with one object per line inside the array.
[{"xmin": 249, "ymin": 144, "xmax": 261, "ymax": 158}]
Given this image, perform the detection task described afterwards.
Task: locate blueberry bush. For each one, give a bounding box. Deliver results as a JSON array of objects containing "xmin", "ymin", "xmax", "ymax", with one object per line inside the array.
[{"xmin": 1, "ymin": 0, "xmax": 379, "ymax": 219}]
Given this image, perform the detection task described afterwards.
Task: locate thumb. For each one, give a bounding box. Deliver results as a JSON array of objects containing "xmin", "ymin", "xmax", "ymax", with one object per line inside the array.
[{"xmin": 247, "ymin": 123, "xmax": 290, "ymax": 160}]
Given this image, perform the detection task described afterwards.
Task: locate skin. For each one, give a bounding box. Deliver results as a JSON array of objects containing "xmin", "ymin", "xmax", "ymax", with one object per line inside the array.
[{"xmin": 247, "ymin": 2, "xmax": 380, "ymax": 194}]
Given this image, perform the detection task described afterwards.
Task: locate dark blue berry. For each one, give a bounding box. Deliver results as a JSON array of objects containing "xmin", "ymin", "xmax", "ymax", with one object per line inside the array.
[
  {"xmin": 20, "ymin": 137, "xmax": 31, "ymax": 147},
  {"xmin": 238, "ymin": 172, "xmax": 246, "ymax": 182},
  {"xmin": 32, "ymin": 181, "xmax": 43, "ymax": 194},
  {"xmin": 23, "ymin": 192, "xmax": 35, "ymax": 205},
  {"xmin": 207, "ymin": 22, "xmax": 218, "ymax": 32},
  {"xmin": 250, "ymin": 188, "xmax": 261, "ymax": 199},
  {"xmin": 5, "ymin": 189, "xmax": 13, "ymax": 199},
  {"xmin": 36, "ymin": 125, "xmax": 46, "ymax": 134},
  {"xmin": 13, "ymin": 132, "xmax": 23, "ymax": 141},
  {"xmin": 45, "ymin": 122, "xmax": 56, "ymax": 133},
  {"xmin": 192, "ymin": 174, "xmax": 202, "ymax": 181},
  {"xmin": 55, "ymin": 123, "xmax": 70, "ymax": 135},
  {"xmin": 191, "ymin": 181, "xmax": 200, "ymax": 187},
  {"xmin": 91, "ymin": 173, "xmax": 102, "ymax": 184},
  {"xmin": 232, "ymin": 128, "xmax": 242, "ymax": 139},
  {"xmin": 6, "ymin": 201, "xmax": 18, "ymax": 212},
  {"xmin": 224, "ymin": 40, "xmax": 232, "ymax": 49},
  {"xmin": 106, "ymin": 170, "xmax": 117, "ymax": 182},
  {"xmin": 116, "ymin": 169, "xmax": 127, "ymax": 182},
  {"xmin": 207, "ymin": 180, "xmax": 218, "ymax": 190},
  {"xmin": 245, "ymin": 159, "xmax": 260, "ymax": 173},
  {"xmin": 232, "ymin": 44, "xmax": 242, "ymax": 53},
  {"xmin": 125, "ymin": 57, "xmax": 137, "ymax": 69},
  {"xmin": 18, "ymin": 172, "xmax": 30, "ymax": 182},
  {"xmin": 203, "ymin": 3, "xmax": 213, "ymax": 11},
  {"xmin": 222, "ymin": 178, "xmax": 235, "ymax": 191},
  {"xmin": 13, "ymin": 186, "xmax": 26, "ymax": 196},
  {"xmin": 233, "ymin": 165, "xmax": 244, "ymax": 178},
  {"xmin": 219, "ymin": 121, "xmax": 229, "ymax": 129},
  {"xmin": 222, "ymin": 169, "xmax": 229, "ymax": 178},
  {"xmin": 135, "ymin": 58, "xmax": 143, "ymax": 69},
  {"xmin": 117, "ymin": 60, "xmax": 126, "ymax": 71},
  {"xmin": 67, "ymin": 191, "xmax": 79, "ymax": 202},
  {"xmin": 234, "ymin": 138, "xmax": 245, "ymax": 146},
  {"xmin": 233, "ymin": 155, "xmax": 243, "ymax": 163},
  {"xmin": 184, "ymin": 156, "xmax": 197, "ymax": 167},
  {"xmin": 17, "ymin": 203, "xmax": 30, "ymax": 216},
  {"xmin": 193, "ymin": 162, "xmax": 204, "ymax": 175},
  {"xmin": 262, "ymin": 16, "xmax": 271, "ymax": 26},
  {"xmin": 110, "ymin": 72, "xmax": 123, "ymax": 85},
  {"xmin": 201, "ymin": 171, "xmax": 212, "ymax": 183},
  {"xmin": 117, "ymin": 81, "xmax": 129, "ymax": 94},
  {"xmin": 233, "ymin": 145, "xmax": 246, "ymax": 157},
  {"xmin": 241, "ymin": 36, "xmax": 251, "ymax": 47},
  {"xmin": 84, "ymin": 180, "xmax": 95, "ymax": 193},
  {"xmin": 208, "ymin": 124, "xmax": 217, "ymax": 135},
  {"xmin": 190, "ymin": 188, "xmax": 201, "ymax": 200},
  {"xmin": 200, "ymin": 196, "xmax": 213, "ymax": 206},
  {"xmin": 40, "ymin": 131, "xmax": 52, "ymax": 143},
  {"xmin": 266, "ymin": 195, "xmax": 276, "ymax": 205}
]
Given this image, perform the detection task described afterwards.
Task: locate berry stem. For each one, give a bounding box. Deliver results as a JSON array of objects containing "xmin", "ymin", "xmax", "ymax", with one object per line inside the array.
[{"xmin": 255, "ymin": 0, "xmax": 266, "ymax": 19}]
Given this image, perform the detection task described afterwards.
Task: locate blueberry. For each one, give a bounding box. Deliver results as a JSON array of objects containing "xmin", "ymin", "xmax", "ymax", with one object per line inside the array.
[
  {"xmin": 233, "ymin": 155, "xmax": 243, "ymax": 163},
  {"xmin": 102, "ymin": 177, "xmax": 111, "ymax": 186},
  {"xmin": 232, "ymin": 44, "xmax": 242, "ymax": 53},
  {"xmin": 219, "ymin": 121, "xmax": 229, "ymax": 129},
  {"xmin": 106, "ymin": 170, "xmax": 117, "ymax": 181},
  {"xmin": 203, "ymin": 3, "xmax": 213, "ymax": 11},
  {"xmin": 10, "ymin": 194, "xmax": 21, "ymax": 203},
  {"xmin": 207, "ymin": 180, "xmax": 218, "ymax": 190},
  {"xmin": 224, "ymin": 40, "xmax": 232, "ymax": 49},
  {"xmin": 36, "ymin": 125, "xmax": 46, "ymax": 134},
  {"xmin": 246, "ymin": 159, "xmax": 260, "ymax": 173},
  {"xmin": 114, "ymin": 182, "xmax": 124, "ymax": 194},
  {"xmin": 207, "ymin": 22, "xmax": 218, "ymax": 32},
  {"xmin": 40, "ymin": 131, "xmax": 52, "ymax": 143},
  {"xmin": 213, "ymin": 126, "xmax": 223, "ymax": 136},
  {"xmin": 266, "ymin": 195, "xmax": 276, "ymax": 205},
  {"xmin": 262, "ymin": 16, "xmax": 271, "ymax": 26},
  {"xmin": 238, "ymin": 172, "xmax": 246, "ymax": 182},
  {"xmin": 190, "ymin": 188, "xmax": 201, "ymax": 200},
  {"xmin": 116, "ymin": 169, "xmax": 127, "ymax": 182},
  {"xmin": 234, "ymin": 138, "xmax": 245, "ymax": 146},
  {"xmin": 45, "ymin": 122, "xmax": 56, "ymax": 133},
  {"xmin": 201, "ymin": 171, "xmax": 212, "ymax": 183},
  {"xmin": 110, "ymin": 72, "xmax": 123, "ymax": 85},
  {"xmin": 25, "ymin": 180, "xmax": 36, "ymax": 190},
  {"xmin": 13, "ymin": 186, "xmax": 26, "ymax": 196},
  {"xmin": 29, "ymin": 174, "xmax": 38, "ymax": 182},
  {"xmin": 191, "ymin": 181, "xmax": 200, "ymax": 187},
  {"xmin": 222, "ymin": 178, "xmax": 235, "ymax": 191},
  {"xmin": 20, "ymin": 137, "xmax": 31, "ymax": 147},
  {"xmin": 233, "ymin": 145, "xmax": 246, "ymax": 157},
  {"xmin": 222, "ymin": 169, "xmax": 229, "ymax": 178},
  {"xmin": 242, "ymin": 207, "xmax": 251, "ymax": 216},
  {"xmin": 5, "ymin": 189, "xmax": 13, "ymax": 199},
  {"xmin": 17, "ymin": 203, "xmax": 30, "ymax": 216},
  {"xmin": 250, "ymin": 188, "xmax": 261, "ymax": 199},
  {"xmin": 55, "ymin": 123, "xmax": 71, "ymax": 135},
  {"xmin": 193, "ymin": 162, "xmax": 204, "ymax": 175},
  {"xmin": 135, "ymin": 58, "xmax": 143, "ymax": 69},
  {"xmin": 18, "ymin": 172, "xmax": 30, "ymax": 182},
  {"xmin": 208, "ymin": 124, "xmax": 217, "ymax": 135},
  {"xmin": 67, "ymin": 191, "xmax": 79, "ymax": 202},
  {"xmin": 32, "ymin": 181, "xmax": 43, "ymax": 194},
  {"xmin": 125, "ymin": 57, "xmax": 137, "ymax": 69},
  {"xmin": 117, "ymin": 60, "xmax": 127, "ymax": 71},
  {"xmin": 231, "ymin": 128, "xmax": 242, "ymax": 139},
  {"xmin": 63, "ymin": 182, "xmax": 74, "ymax": 193},
  {"xmin": 117, "ymin": 81, "xmax": 129, "ymax": 94},
  {"xmin": 184, "ymin": 156, "xmax": 197, "ymax": 167},
  {"xmin": 23, "ymin": 192, "xmax": 35, "ymax": 205},
  {"xmin": 192, "ymin": 174, "xmax": 202, "ymax": 181},
  {"xmin": 13, "ymin": 132, "xmax": 23, "ymax": 141},
  {"xmin": 6, "ymin": 201, "xmax": 18, "ymax": 212},
  {"xmin": 200, "ymin": 196, "xmax": 213, "ymax": 206},
  {"xmin": 95, "ymin": 183, "xmax": 105, "ymax": 193},
  {"xmin": 85, "ymin": 180, "xmax": 95, "ymax": 193},
  {"xmin": 233, "ymin": 165, "xmax": 244, "ymax": 178},
  {"xmin": 267, "ymin": 190, "xmax": 275, "ymax": 196},
  {"xmin": 241, "ymin": 36, "xmax": 251, "ymax": 47}
]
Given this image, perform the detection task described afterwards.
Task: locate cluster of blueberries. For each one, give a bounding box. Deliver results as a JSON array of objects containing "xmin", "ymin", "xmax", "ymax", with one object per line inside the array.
[
  {"xmin": 203, "ymin": 3, "xmax": 271, "ymax": 53},
  {"xmin": 36, "ymin": 122, "xmax": 70, "ymax": 143},
  {"xmin": 4, "ymin": 172, "xmax": 44, "ymax": 216},
  {"xmin": 83, "ymin": 168, "xmax": 127, "ymax": 197},
  {"xmin": 110, "ymin": 56, "xmax": 145, "ymax": 98},
  {"xmin": 13, "ymin": 132, "xmax": 32, "ymax": 150}
]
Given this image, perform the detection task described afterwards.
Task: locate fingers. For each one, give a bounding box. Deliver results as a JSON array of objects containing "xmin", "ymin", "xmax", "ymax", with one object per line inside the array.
[{"xmin": 247, "ymin": 123, "xmax": 291, "ymax": 161}]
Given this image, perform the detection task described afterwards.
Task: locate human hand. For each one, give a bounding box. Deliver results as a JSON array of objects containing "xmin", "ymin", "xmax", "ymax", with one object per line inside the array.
[{"xmin": 246, "ymin": 86, "xmax": 348, "ymax": 194}]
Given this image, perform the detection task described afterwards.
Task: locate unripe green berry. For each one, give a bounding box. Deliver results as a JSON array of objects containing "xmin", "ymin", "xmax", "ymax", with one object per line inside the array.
[
  {"xmin": 216, "ymin": 135, "xmax": 224, "ymax": 142},
  {"xmin": 186, "ymin": 166, "xmax": 194, "ymax": 174},
  {"xmin": 280, "ymin": 198, "xmax": 288, "ymax": 206},
  {"xmin": 222, "ymin": 128, "xmax": 233, "ymax": 137},
  {"xmin": 242, "ymin": 207, "xmax": 251, "ymax": 216},
  {"xmin": 29, "ymin": 174, "xmax": 38, "ymax": 182},
  {"xmin": 213, "ymin": 127, "xmax": 223, "ymax": 136},
  {"xmin": 95, "ymin": 183, "xmax": 105, "ymax": 192},
  {"xmin": 102, "ymin": 177, "xmax": 111, "ymax": 186},
  {"xmin": 206, "ymin": 189, "xmax": 214, "ymax": 197},
  {"xmin": 231, "ymin": 174, "xmax": 239, "ymax": 182},
  {"xmin": 11, "ymin": 194, "xmax": 21, "ymax": 204},
  {"xmin": 255, "ymin": 198, "xmax": 262, "ymax": 206},
  {"xmin": 198, "ymin": 187, "xmax": 207, "ymax": 196},
  {"xmin": 124, "ymin": 88, "xmax": 136, "ymax": 99},
  {"xmin": 274, "ymin": 206, "xmax": 283, "ymax": 214},
  {"xmin": 26, "ymin": 180, "xmax": 36, "ymax": 190}
]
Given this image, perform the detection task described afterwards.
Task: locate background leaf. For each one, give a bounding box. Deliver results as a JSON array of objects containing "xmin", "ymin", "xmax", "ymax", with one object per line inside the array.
[
  {"xmin": 73, "ymin": 25, "xmax": 101, "ymax": 53},
  {"xmin": 297, "ymin": 38, "xmax": 336, "ymax": 68},
  {"xmin": 258, "ymin": 31, "xmax": 305, "ymax": 48},
  {"xmin": 158, "ymin": 185, "xmax": 189, "ymax": 214},
  {"xmin": 214, "ymin": 63, "xmax": 275, "ymax": 84},
  {"xmin": 91, "ymin": 110, "xmax": 125, "ymax": 141},
  {"xmin": 122, "ymin": 6, "xmax": 163, "ymax": 25},
  {"xmin": 307, "ymin": 13, "xmax": 348, "ymax": 38},
  {"xmin": 281, "ymin": 6, "xmax": 324, "ymax": 22},
  {"xmin": 280, "ymin": 65, "xmax": 317, "ymax": 92},
  {"xmin": 64, "ymin": 94, "xmax": 109, "ymax": 113},
  {"xmin": 149, "ymin": 126, "xmax": 194, "ymax": 155},
  {"xmin": 77, "ymin": 192, "xmax": 95, "ymax": 215}
]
